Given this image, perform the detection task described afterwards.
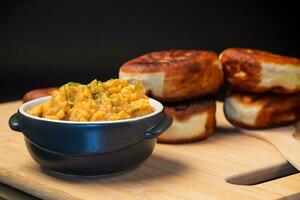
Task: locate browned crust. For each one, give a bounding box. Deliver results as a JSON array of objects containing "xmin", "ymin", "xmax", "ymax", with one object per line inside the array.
[
  {"xmin": 163, "ymin": 97, "xmax": 216, "ymax": 121},
  {"xmin": 120, "ymin": 50, "xmax": 223, "ymax": 102},
  {"xmin": 221, "ymin": 48, "xmax": 300, "ymax": 65},
  {"xmin": 22, "ymin": 87, "xmax": 58, "ymax": 103},
  {"xmin": 224, "ymin": 90, "xmax": 300, "ymax": 129},
  {"xmin": 121, "ymin": 50, "xmax": 219, "ymax": 73},
  {"xmin": 157, "ymin": 98, "xmax": 216, "ymax": 143},
  {"xmin": 220, "ymin": 48, "xmax": 300, "ymax": 93}
]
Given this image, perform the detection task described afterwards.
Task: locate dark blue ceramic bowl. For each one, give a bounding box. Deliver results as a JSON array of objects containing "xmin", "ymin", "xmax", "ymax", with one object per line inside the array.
[{"xmin": 9, "ymin": 96, "xmax": 172, "ymax": 175}]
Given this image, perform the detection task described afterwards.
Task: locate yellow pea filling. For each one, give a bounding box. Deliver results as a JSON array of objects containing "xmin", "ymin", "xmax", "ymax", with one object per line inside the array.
[{"xmin": 27, "ymin": 79, "xmax": 154, "ymax": 121}]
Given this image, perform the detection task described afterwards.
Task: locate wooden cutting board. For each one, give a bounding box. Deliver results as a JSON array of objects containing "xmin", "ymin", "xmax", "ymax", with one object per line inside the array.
[{"xmin": 0, "ymin": 101, "xmax": 300, "ymax": 200}]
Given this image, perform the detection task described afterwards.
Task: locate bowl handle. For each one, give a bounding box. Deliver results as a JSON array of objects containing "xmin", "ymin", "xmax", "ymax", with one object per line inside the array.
[
  {"xmin": 9, "ymin": 113, "xmax": 23, "ymax": 132},
  {"xmin": 145, "ymin": 115, "xmax": 173, "ymax": 139}
]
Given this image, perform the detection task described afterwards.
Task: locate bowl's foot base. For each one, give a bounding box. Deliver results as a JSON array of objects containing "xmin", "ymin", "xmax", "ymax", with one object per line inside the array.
[{"xmin": 40, "ymin": 165, "xmax": 139, "ymax": 178}]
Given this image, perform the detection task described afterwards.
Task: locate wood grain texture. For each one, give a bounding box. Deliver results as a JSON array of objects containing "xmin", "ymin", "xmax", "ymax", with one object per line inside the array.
[
  {"xmin": 0, "ymin": 101, "xmax": 300, "ymax": 200},
  {"xmin": 242, "ymin": 126, "xmax": 300, "ymax": 171}
]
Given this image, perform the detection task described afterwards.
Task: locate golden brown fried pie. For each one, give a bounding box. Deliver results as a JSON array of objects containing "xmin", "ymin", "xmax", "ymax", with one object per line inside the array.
[
  {"xmin": 220, "ymin": 48, "xmax": 300, "ymax": 94},
  {"xmin": 23, "ymin": 87, "xmax": 59, "ymax": 103},
  {"xmin": 158, "ymin": 98, "xmax": 216, "ymax": 143},
  {"xmin": 224, "ymin": 90, "xmax": 300, "ymax": 129},
  {"xmin": 119, "ymin": 50, "xmax": 223, "ymax": 102}
]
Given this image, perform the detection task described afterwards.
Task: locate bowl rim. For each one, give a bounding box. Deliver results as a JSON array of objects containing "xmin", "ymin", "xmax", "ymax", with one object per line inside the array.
[{"xmin": 19, "ymin": 96, "xmax": 164, "ymax": 124}]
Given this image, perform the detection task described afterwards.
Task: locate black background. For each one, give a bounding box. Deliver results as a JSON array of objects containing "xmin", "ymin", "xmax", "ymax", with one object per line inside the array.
[{"xmin": 1, "ymin": 1, "xmax": 299, "ymax": 102}]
